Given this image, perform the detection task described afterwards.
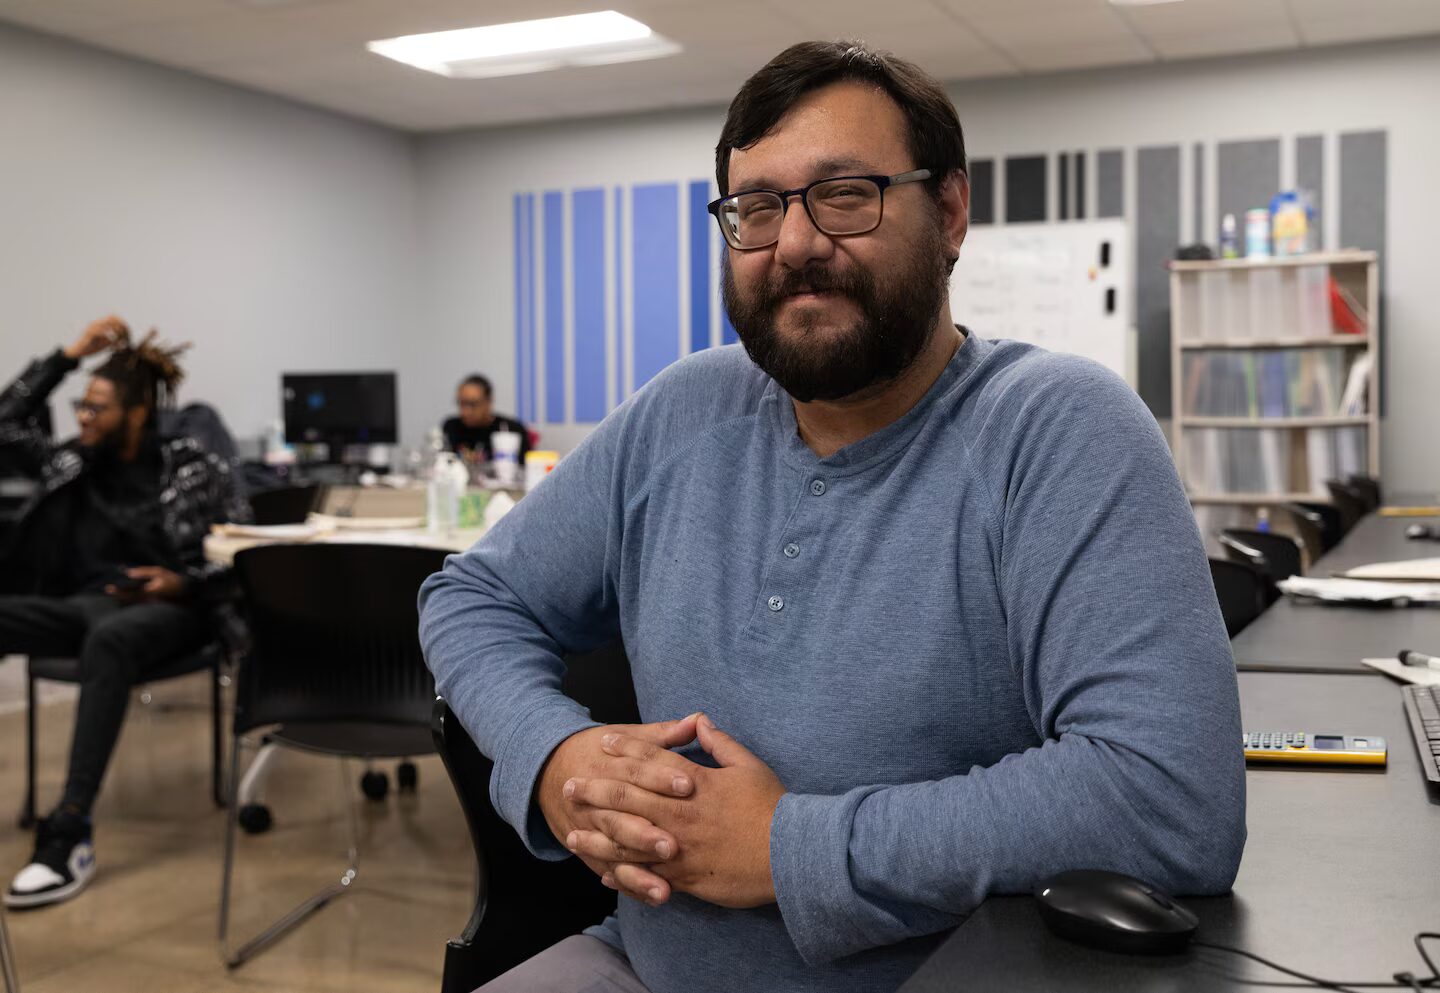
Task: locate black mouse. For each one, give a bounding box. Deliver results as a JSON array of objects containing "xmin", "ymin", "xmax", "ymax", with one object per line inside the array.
[
  {"xmin": 1406, "ymin": 523, "xmax": 1436, "ymax": 540},
  {"xmin": 1035, "ymin": 869, "xmax": 1198, "ymax": 955}
]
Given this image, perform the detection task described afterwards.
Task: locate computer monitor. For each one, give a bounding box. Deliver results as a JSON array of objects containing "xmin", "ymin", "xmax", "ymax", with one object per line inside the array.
[{"xmin": 282, "ymin": 372, "xmax": 397, "ymax": 460}]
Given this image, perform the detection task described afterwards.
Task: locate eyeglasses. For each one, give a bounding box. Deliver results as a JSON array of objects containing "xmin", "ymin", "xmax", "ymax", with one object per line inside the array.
[
  {"xmin": 708, "ymin": 169, "xmax": 932, "ymax": 250},
  {"xmin": 71, "ymin": 399, "xmax": 115, "ymax": 419}
]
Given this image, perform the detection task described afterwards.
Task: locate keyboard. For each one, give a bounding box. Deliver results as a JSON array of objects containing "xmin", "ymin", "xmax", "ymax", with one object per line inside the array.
[{"xmin": 1401, "ymin": 684, "xmax": 1440, "ymax": 785}]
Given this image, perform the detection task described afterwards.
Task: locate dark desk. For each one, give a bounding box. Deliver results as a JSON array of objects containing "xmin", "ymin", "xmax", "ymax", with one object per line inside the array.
[
  {"xmin": 1232, "ymin": 511, "xmax": 1440, "ymax": 673},
  {"xmin": 901, "ymin": 671, "xmax": 1440, "ymax": 992}
]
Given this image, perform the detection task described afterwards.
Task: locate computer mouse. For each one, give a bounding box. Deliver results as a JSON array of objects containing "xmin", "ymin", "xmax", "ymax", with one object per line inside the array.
[
  {"xmin": 1034, "ymin": 869, "xmax": 1199, "ymax": 955},
  {"xmin": 1406, "ymin": 523, "xmax": 1435, "ymax": 540}
]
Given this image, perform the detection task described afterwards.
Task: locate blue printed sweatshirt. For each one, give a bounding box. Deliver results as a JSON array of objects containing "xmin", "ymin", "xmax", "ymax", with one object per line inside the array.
[{"xmin": 418, "ymin": 334, "xmax": 1246, "ymax": 993}]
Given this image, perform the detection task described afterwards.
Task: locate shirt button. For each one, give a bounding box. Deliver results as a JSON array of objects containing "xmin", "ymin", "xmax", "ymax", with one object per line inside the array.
[
  {"xmin": 767, "ymin": 596, "xmax": 784, "ymax": 612},
  {"xmin": 810, "ymin": 479, "xmax": 826, "ymax": 496},
  {"xmin": 783, "ymin": 543, "xmax": 800, "ymax": 559}
]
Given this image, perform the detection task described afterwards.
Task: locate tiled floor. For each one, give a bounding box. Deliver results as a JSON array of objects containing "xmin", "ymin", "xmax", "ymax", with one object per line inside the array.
[{"xmin": 0, "ymin": 666, "xmax": 474, "ymax": 992}]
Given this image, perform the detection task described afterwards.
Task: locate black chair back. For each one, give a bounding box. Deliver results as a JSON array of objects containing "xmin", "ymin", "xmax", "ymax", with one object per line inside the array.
[
  {"xmin": 1287, "ymin": 502, "xmax": 1343, "ymax": 555},
  {"xmin": 232, "ymin": 543, "xmax": 446, "ymax": 737},
  {"xmin": 1324, "ymin": 480, "xmax": 1364, "ymax": 532},
  {"xmin": 1209, "ymin": 557, "xmax": 1270, "ymax": 638},
  {"xmin": 1218, "ymin": 529, "xmax": 1304, "ymax": 584},
  {"xmin": 435, "ymin": 640, "xmax": 637, "ymax": 993},
  {"xmin": 248, "ymin": 484, "xmax": 323, "ymax": 525},
  {"xmin": 1347, "ymin": 475, "xmax": 1381, "ymax": 511}
]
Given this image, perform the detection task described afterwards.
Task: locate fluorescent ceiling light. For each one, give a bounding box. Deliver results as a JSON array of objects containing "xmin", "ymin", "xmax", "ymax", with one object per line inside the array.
[{"xmin": 367, "ymin": 11, "xmax": 680, "ymax": 79}]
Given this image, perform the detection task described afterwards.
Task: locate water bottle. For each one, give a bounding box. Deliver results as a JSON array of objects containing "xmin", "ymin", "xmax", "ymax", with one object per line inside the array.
[{"xmin": 428, "ymin": 452, "xmax": 463, "ymax": 535}]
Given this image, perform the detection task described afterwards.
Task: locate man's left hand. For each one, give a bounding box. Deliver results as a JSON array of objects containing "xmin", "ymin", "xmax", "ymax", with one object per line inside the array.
[
  {"xmin": 106, "ymin": 566, "xmax": 189, "ymax": 602},
  {"xmin": 563, "ymin": 715, "xmax": 785, "ymax": 909}
]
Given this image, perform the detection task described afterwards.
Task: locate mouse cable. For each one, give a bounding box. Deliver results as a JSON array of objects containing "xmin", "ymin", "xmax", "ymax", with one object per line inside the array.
[{"xmin": 1191, "ymin": 932, "xmax": 1440, "ymax": 993}]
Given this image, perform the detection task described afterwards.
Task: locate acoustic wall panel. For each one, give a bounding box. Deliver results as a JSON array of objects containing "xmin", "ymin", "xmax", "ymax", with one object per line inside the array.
[
  {"xmin": 1296, "ymin": 134, "xmax": 1324, "ymax": 246},
  {"xmin": 1136, "ymin": 145, "xmax": 1180, "ymax": 418},
  {"xmin": 571, "ymin": 187, "xmax": 606, "ymax": 423},
  {"xmin": 543, "ymin": 191, "xmax": 565, "ymax": 424},
  {"xmin": 1097, "ymin": 149, "xmax": 1123, "ymax": 219},
  {"xmin": 631, "ymin": 182, "xmax": 681, "ymax": 393},
  {"xmin": 1217, "ymin": 138, "xmax": 1280, "ymax": 232}
]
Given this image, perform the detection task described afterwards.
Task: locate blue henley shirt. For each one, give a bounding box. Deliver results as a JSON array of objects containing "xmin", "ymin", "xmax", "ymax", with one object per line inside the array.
[{"xmin": 418, "ymin": 333, "xmax": 1246, "ymax": 993}]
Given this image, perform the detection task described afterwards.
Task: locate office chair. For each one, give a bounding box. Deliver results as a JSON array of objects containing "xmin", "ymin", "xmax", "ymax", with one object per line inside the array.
[
  {"xmin": 1208, "ymin": 558, "xmax": 1271, "ymax": 638},
  {"xmin": 1346, "ymin": 474, "xmax": 1381, "ymax": 511},
  {"xmin": 246, "ymin": 484, "xmax": 322, "ymax": 525},
  {"xmin": 1286, "ymin": 502, "xmax": 1344, "ymax": 556},
  {"xmin": 221, "ymin": 542, "xmax": 448, "ymax": 968},
  {"xmin": 1217, "ymin": 529, "xmax": 1304, "ymax": 588},
  {"xmin": 20, "ymin": 642, "xmax": 226, "ymax": 828},
  {"xmin": 1324, "ymin": 479, "xmax": 1365, "ymax": 533},
  {"xmin": 0, "ymin": 904, "xmax": 18, "ymax": 993},
  {"xmin": 434, "ymin": 639, "xmax": 638, "ymax": 993}
]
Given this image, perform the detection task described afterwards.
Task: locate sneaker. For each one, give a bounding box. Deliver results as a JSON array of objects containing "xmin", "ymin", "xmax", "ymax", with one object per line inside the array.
[{"xmin": 5, "ymin": 810, "xmax": 96, "ymax": 909}]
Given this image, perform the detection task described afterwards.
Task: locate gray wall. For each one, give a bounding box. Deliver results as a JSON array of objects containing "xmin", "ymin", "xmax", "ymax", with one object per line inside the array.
[
  {"xmin": 4, "ymin": 20, "xmax": 1435, "ymax": 495},
  {"xmin": 417, "ymin": 35, "xmax": 1440, "ymax": 494},
  {"xmin": 0, "ymin": 22, "xmax": 418, "ymax": 445}
]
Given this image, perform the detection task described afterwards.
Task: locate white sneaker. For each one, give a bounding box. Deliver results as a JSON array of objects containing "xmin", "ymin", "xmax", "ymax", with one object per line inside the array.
[{"xmin": 5, "ymin": 811, "xmax": 96, "ymax": 909}]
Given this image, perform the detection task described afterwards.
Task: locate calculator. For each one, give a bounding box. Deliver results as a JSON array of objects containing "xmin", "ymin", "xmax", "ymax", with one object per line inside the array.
[{"xmin": 1242, "ymin": 731, "xmax": 1387, "ymax": 766}]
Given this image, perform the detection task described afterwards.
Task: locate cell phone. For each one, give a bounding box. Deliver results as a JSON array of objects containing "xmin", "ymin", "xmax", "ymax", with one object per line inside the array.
[{"xmin": 1243, "ymin": 731, "xmax": 1387, "ymax": 766}]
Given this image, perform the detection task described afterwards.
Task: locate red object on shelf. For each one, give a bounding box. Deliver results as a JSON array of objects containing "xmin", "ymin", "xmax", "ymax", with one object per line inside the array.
[{"xmin": 1328, "ymin": 276, "xmax": 1366, "ymax": 335}]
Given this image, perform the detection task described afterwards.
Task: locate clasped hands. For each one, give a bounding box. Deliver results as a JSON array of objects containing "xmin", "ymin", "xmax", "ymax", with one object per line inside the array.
[{"xmin": 537, "ymin": 713, "xmax": 785, "ymax": 910}]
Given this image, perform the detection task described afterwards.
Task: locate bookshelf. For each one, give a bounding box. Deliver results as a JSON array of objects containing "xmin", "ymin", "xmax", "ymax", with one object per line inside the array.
[{"xmin": 1169, "ymin": 251, "xmax": 1380, "ymax": 528}]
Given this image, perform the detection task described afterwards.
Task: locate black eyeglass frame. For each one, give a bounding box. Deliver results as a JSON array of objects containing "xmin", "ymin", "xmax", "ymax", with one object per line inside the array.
[
  {"xmin": 70, "ymin": 399, "xmax": 117, "ymax": 418},
  {"xmin": 707, "ymin": 168, "xmax": 933, "ymax": 250}
]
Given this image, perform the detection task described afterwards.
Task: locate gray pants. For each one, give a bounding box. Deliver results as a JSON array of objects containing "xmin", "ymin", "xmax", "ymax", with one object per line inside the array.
[{"xmin": 478, "ymin": 936, "xmax": 650, "ymax": 993}]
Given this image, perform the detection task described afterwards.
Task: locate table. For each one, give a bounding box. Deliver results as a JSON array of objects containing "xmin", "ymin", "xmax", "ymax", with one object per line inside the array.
[
  {"xmin": 204, "ymin": 523, "xmax": 485, "ymax": 567},
  {"xmin": 901, "ymin": 669, "xmax": 1440, "ymax": 992},
  {"xmin": 1232, "ymin": 510, "xmax": 1440, "ymax": 673}
]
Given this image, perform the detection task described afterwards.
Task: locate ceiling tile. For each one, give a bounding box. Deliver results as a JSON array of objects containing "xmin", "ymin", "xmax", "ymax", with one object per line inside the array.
[
  {"xmin": 964, "ymin": 9, "xmax": 1139, "ymax": 48},
  {"xmin": 1117, "ymin": 0, "xmax": 1292, "ymax": 38},
  {"xmin": 1292, "ymin": 1, "xmax": 1440, "ymax": 46},
  {"xmin": 1148, "ymin": 19, "xmax": 1300, "ymax": 59},
  {"xmin": 1007, "ymin": 34, "xmax": 1155, "ymax": 73}
]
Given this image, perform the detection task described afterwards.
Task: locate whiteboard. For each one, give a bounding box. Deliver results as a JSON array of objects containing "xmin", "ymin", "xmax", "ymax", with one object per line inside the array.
[{"xmin": 950, "ymin": 220, "xmax": 1135, "ymax": 387}]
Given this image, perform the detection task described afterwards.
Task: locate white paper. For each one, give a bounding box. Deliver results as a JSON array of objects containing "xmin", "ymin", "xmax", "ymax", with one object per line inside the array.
[
  {"xmin": 1278, "ymin": 576, "xmax": 1440, "ymax": 604},
  {"xmin": 1360, "ymin": 657, "xmax": 1440, "ymax": 686},
  {"xmin": 1341, "ymin": 558, "xmax": 1440, "ymax": 581}
]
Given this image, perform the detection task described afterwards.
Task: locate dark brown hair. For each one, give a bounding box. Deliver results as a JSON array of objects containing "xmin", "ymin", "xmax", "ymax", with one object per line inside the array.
[
  {"xmin": 93, "ymin": 328, "xmax": 188, "ymax": 415},
  {"xmin": 459, "ymin": 374, "xmax": 492, "ymax": 398},
  {"xmin": 715, "ymin": 41, "xmax": 967, "ymax": 197}
]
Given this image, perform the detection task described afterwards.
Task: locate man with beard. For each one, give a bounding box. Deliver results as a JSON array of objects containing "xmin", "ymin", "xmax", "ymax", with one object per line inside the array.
[
  {"xmin": 0, "ymin": 317, "xmax": 249, "ymax": 908},
  {"xmin": 420, "ymin": 41, "xmax": 1244, "ymax": 993}
]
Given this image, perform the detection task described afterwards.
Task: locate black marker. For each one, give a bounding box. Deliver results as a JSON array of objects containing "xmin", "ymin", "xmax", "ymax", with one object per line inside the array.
[{"xmin": 1397, "ymin": 649, "xmax": 1440, "ymax": 671}]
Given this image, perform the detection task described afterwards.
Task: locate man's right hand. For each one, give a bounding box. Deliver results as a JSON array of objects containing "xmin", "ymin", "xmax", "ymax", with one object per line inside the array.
[
  {"xmin": 63, "ymin": 316, "xmax": 129, "ymax": 361},
  {"xmin": 538, "ymin": 714, "xmax": 702, "ymax": 905}
]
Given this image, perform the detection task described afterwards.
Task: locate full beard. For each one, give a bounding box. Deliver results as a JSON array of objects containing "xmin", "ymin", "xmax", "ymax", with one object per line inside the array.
[{"xmin": 722, "ymin": 218, "xmax": 951, "ymax": 403}]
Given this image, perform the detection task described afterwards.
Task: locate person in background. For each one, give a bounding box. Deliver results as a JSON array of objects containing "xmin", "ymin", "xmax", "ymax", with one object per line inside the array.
[
  {"xmin": 442, "ymin": 374, "xmax": 530, "ymax": 463},
  {"xmin": 419, "ymin": 41, "xmax": 1244, "ymax": 993},
  {"xmin": 0, "ymin": 316, "xmax": 250, "ymax": 909}
]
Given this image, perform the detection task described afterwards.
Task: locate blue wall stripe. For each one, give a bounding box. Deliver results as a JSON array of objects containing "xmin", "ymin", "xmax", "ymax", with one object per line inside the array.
[
  {"xmin": 513, "ymin": 193, "xmax": 526, "ymax": 424},
  {"xmin": 719, "ymin": 232, "xmax": 738, "ymax": 345},
  {"xmin": 527, "ymin": 192, "xmax": 538, "ymax": 420},
  {"xmin": 543, "ymin": 191, "xmax": 565, "ymax": 423},
  {"xmin": 688, "ymin": 180, "xmax": 711, "ymax": 354},
  {"xmin": 631, "ymin": 183, "xmax": 680, "ymax": 391},
  {"xmin": 613, "ymin": 186, "xmax": 624, "ymax": 409},
  {"xmin": 572, "ymin": 188, "xmax": 606, "ymax": 423},
  {"xmin": 526, "ymin": 193, "xmax": 538, "ymax": 424}
]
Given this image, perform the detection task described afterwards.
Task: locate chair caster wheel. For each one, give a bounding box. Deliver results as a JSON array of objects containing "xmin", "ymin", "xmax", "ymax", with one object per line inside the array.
[
  {"xmin": 360, "ymin": 770, "xmax": 389, "ymax": 801},
  {"xmin": 238, "ymin": 803, "xmax": 273, "ymax": 834},
  {"xmin": 397, "ymin": 761, "xmax": 418, "ymax": 793}
]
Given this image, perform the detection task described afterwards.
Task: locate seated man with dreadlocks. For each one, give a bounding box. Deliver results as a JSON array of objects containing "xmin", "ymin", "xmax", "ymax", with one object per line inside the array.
[{"xmin": 0, "ymin": 316, "xmax": 250, "ymax": 908}]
